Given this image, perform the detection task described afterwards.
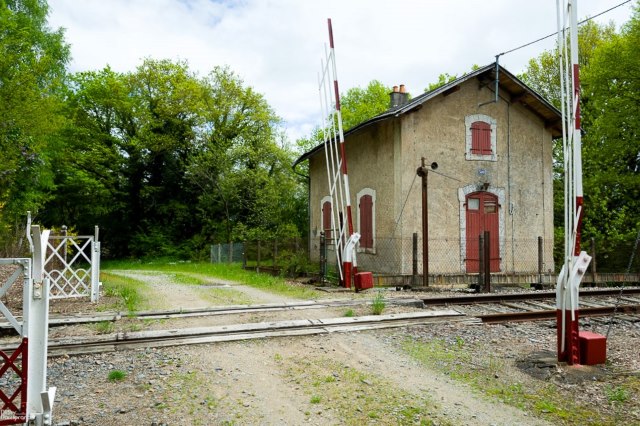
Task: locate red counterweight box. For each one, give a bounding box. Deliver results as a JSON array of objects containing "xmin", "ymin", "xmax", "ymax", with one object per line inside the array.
[
  {"xmin": 579, "ymin": 331, "xmax": 607, "ymax": 365},
  {"xmin": 354, "ymin": 272, "xmax": 373, "ymax": 292}
]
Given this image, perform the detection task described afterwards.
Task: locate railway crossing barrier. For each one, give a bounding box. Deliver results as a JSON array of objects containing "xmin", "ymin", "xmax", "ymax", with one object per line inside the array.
[
  {"xmin": 42, "ymin": 225, "xmax": 101, "ymax": 303},
  {"xmin": 0, "ymin": 224, "xmax": 55, "ymax": 425}
]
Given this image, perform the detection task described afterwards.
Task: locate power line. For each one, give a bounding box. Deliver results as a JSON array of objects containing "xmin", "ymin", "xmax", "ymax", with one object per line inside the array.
[{"xmin": 497, "ymin": 0, "xmax": 632, "ymax": 57}]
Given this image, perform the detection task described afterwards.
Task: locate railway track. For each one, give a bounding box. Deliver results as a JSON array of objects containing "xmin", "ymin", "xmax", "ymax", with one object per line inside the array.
[
  {"xmin": 0, "ymin": 310, "xmax": 475, "ymax": 357},
  {"xmin": 0, "ymin": 288, "xmax": 636, "ymax": 356},
  {"xmin": 421, "ymin": 288, "xmax": 640, "ymax": 325}
]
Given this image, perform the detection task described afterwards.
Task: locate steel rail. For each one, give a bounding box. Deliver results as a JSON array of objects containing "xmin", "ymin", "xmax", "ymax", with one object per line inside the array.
[
  {"xmin": 478, "ymin": 304, "xmax": 640, "ymax": 324},
  {"xmin": 0, "ymin": 310, "xmax": 474, "ymax": 357},
  {"xmin": 423, "ymin": 288, "xmax": 640, "ymax": 306},
  {"xmin": 0, "ymin": 298, "xmax": 424, "ymax": 332}
]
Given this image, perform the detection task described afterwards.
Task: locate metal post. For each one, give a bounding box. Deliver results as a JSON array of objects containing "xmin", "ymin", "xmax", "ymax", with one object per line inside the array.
[
  {"xmin": 535, "ymin": 236, "xmax": 544, "ymax": 290},
  {"xmin": 257, "ymin": 240, "xmax": 261, "ymax": 273},
  {"xmin": 210, "ymin": 245, "xmax": 214, "ymax": 263},
  {"xmin": 229, "ymin": 241, "xmax": 234, "ymax": 263},
  {"xmin": 412, "ymin": 232, "xmax": 418, "ymax": 287},
  {"xmin": 91, "ymin": 241, "xmax": 101, "ymax": 303},
  {"xmin": 484, "ymin": 231, "xmax": 491, "ymax": 293},
  {"xmin": 320, "ymin": 232, "xmax": 326, "ymax": 285},
  {"xmin": 242, "ymin": 241, "xmax": 247, "ymax": 269},
  {"xmin": 591, "ymin": 238, "xmax": 597, "ymax": 286},
  {"xmin": 478, "ymin": 233, "xmax": 484, "ymax": 292},
  {"xmin": 61, "ymin": 225, "xmax": 67, "ymax": 265},
  {"xmin": 30, "ymin": 225, "xmax": 56, "ymax": 425},
  {"xmin": 217, "ymin": 244, "xmax": 222, "ymax": 264}
]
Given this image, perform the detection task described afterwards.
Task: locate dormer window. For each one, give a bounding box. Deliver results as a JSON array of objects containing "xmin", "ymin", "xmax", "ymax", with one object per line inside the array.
[{"xmin": 465, "ymin": 114, "xmax": 497, "ymax": 161}]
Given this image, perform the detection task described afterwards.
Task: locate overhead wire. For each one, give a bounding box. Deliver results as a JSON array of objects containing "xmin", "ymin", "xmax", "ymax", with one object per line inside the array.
[{"xmin": 497, "ymin": 0, "xmax": 632, "ymax": 58}]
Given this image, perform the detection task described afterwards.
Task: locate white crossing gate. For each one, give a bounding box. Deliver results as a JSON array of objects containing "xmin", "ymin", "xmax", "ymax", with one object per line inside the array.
[
  {"xmin": 0, "ymin": 221, "xmax": 56, "ymax": 425},
  {"xmin": 43, "ymin": 226, "xmax": 101, "ymax": 302}
]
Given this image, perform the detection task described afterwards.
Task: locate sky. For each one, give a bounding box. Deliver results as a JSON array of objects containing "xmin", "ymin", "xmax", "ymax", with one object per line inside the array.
[{"xmin": 47, "ymin": 0, "xmax": 635, "ymax": 146}]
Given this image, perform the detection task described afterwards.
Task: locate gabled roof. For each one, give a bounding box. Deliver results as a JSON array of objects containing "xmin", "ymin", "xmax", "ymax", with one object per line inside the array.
[{"xmin": 293, "ymin": 63, "xmax": 562, "ymax": 169}]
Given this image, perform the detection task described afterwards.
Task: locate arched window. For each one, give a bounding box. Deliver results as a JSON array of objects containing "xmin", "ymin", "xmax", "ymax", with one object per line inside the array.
[
  {"xmin": 320, "ymin": 196, "xmax": 333, "ymax": 239},
  {"xmin": 357, "ymin": 188, "xmax": 376, "ymax": 252}
]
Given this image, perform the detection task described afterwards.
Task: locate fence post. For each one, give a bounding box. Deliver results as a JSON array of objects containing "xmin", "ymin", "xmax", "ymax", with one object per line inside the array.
[
  {"xmin": 257, "ymin": 240, "xmax": 261, "ymax": 273},
  {"xmin": 477, "ymin": 233, "xmax": 484, "ymax": 292},
  {"xmin": 320, "ymin": 232, "xmax": 326, "ymax": 285},
  {"xmin": 228, "ymin": 242, "xmax": 233, "ymax": 263},
  {"xmin": 210, "ymin": 245, "xmax": 214, "ymax": 263},
  {"xmin": 274, "ymin": 240, "xmax": 278, "ymax": 269},
  {"xmin": 484, "ymin": 231, "xmax": 491, "ymax": 293},
  {"xmin": 412, "ymin": 233, "xmax": 418, "ymax": 287},
  {"xmin": 242, "ymin": 241, "xmax": 247, "ymax": 269},
  {"xmin": 591, "ymin": 238, "xmax": 597, "ymax": 287},
  {"xmin": 533, "ymin": 236, "xmax": 544, "ymax": 290}
]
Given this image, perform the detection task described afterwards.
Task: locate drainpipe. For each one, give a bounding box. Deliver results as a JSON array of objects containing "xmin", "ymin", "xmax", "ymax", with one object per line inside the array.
[{"xmin": 478, "ymin": 55, "xmax": 501, "ymax": 107}]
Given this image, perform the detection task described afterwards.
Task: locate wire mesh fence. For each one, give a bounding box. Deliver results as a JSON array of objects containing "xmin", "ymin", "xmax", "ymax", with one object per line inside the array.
[
  {"xmin": 310, "ymin": 235, "xmax": 555, "ymax": 275},
  {"xmin": 212, "ymin": 234, "xmax": 640, "ymax": 285}
]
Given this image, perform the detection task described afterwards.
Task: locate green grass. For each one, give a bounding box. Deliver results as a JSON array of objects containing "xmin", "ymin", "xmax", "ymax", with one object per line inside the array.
[
  {"xmin": 401, "ymin": 337, "xmax": 608, "ymax": 425},
  {"xmin": 100, "ymin": 271, "xmax": 150, "ymax": 312},
  {"xmin": 103, "ymin": 260, "xmax": 318, "ymax": 300},
  {"xmin": 371, "ymin": 291, "xmax": 386, "ymax": 315},
  {"xmin": 95, "ymin": 321, "xmax": 114, "ymax": 334},
  {"xmin": 107, "ymin": 370, "xmax": 127, "ymax": 382},
  {"xmin": 344, "ymin": 309, "xmax": 355, "ymax": 317}
]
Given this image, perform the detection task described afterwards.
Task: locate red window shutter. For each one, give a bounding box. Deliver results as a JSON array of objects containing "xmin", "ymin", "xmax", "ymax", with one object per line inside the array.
[
  {"xmin": 322, "ymin": 201, "xmax": 332, "ymax": 239},
  {"xmin": 471, "ymin": 121, "xmax": 492, "ymax": 155},
  {"xmin": 359, "ymin": 195, "xmax": 373, "ymax": 249}
]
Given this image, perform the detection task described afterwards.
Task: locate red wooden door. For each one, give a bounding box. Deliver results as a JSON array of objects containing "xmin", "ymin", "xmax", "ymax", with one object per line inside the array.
[
  {"xmin": 322, "ymin": 201, "xmax": 332, "ymax": 238},
  {"xmin": 465, "ymin": 192, "xmax": 500, "ymax": 272}
]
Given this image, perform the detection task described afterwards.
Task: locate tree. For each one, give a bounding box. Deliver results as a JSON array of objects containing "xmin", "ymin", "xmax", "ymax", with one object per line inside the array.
[
  {"xmin": 580, "ymin": 4, "xmax": 640, "ymax": 270},
  {"xmin": 0, "ymin": 0, "xmax": 69, "ymax": 254},
  {"xmin": 340, "ymin": 80, "xmax": 391, "ymax": 131},
  {"xmin": 521, "ymin": 13, "xmax": 639, "ymax": 271}
]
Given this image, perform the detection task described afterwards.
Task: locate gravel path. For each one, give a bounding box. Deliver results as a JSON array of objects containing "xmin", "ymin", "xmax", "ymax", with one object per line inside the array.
[{"xmin": 41, "ymin": 271, "xmax": 573, "ymax": 426}]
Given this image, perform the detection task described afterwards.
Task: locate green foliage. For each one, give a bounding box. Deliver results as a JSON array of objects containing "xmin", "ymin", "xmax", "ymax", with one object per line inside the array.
[
  {"xmin": 606, "ymin": 385, "xmax": 629, "ymax": 404},
  {"xmin": 340, "ymin": 80, "xmax": 392, "ymax": 131},
  {"xmin": 425, "ymin": 65, "xmax": 480, "ymax": 92},
  {"xmin": 277, "ymin": 249, "xmax": 311, "ymax": 277},
  {"xmin": 0, "ymin": 0, "xmax": 69, "ymax": 255},
  {"xmin": 371, "ymin": 291, "xmax": 385, "ymax": 315},
  {"xmin": 522, "ymin": 16, "xmax": 639, "ymax": 271},
  {"xmin": 107, "ymin": 370, "xmax": 127, "ymax": 382},
  {"xmin": 101, "ymin": 271, "xmax": 148, "ymax": 312},
  {"xmin": 344, "ymin": 309, "xmax": 355, "ymax": 317}
]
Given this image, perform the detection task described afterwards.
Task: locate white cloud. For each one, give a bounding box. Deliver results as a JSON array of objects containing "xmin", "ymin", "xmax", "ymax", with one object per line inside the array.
[{"xmin": 48, "ymin": 0, "xmax": 635, "ymax": 145}]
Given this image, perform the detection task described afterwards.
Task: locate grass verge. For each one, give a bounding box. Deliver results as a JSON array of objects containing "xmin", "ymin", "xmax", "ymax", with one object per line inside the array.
[
  {"xmin": 103, "ymin": 260, "xmax": 318, "ymax": 300},
  {"xmin": 100, "ymin": 271, "xmax": 150, "ymax": 312},
  {"xmin": 402, "ymin": 337, "xmax": 628, "ymax": 425}
]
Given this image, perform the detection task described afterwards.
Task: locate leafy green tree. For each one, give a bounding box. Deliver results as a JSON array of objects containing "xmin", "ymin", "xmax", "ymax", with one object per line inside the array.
[
  {"xmin": 340, "ymin": 80, "xmax": 391, "ymax": 131},
  {"xmin": 580, "ymin": 5, "xmax": 640, "ymax": 270},
  {"xmin": 0, "ymin": 0, "xmax": 69, "ymax": 254},
  {"xmin": 522, "ymin": 13, "xmax": 639, "ymax": 271}
]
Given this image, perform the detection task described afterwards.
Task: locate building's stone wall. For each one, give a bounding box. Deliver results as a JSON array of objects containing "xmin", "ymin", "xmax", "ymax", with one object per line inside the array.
[{"xmin": 308, "ymin": 77, "xmax": 555, "ymax": 275}]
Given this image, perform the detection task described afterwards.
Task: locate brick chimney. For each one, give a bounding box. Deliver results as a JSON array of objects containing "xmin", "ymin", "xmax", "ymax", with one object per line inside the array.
[{"xmin": 390, "ymin": 84, "xmax": 409, "ymax": 109}]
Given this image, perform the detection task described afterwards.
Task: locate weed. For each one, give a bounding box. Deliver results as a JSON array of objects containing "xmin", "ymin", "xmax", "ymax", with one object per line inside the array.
[
  {"xmin": 371, "ymin": 291, "xmax": 385, "ymax": 315},
  {"xmin": 344, "ymin": 309, "xmax": 355, "ymax": 317},
  {"xmin": 95, "ymin": 321, "xmax": 114, "ymax": 334},
  {"xmin": 274, "ymin": 353, "xmax": 283, "ymax": 361},
  {"xmin": 310, "ymin": 395, "xmax": 321, "ymax": 404},
  {"xmin": 107, "ymin": 370, "xmax": 127, "ymax": 382},
  {"xmin": 607, "ymin": 385, "xmax": 629, "ymax": 404}
]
